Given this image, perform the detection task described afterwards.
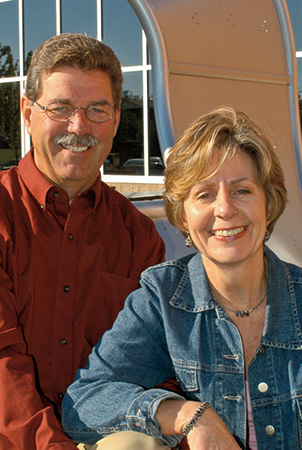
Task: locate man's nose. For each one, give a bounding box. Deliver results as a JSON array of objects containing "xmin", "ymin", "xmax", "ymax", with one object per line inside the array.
[{"xmin": 67, "ymin": 108, "xmax": 91, "ymax": 134}]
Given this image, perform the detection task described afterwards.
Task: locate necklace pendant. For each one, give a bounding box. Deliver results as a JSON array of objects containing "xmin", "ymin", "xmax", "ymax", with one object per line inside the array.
[{"xmin": 236, "ymin": 310, "xmax": 250, "ymax": 317}]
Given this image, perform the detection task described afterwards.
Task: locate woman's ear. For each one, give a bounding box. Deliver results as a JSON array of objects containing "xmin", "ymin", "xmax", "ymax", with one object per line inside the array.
[{"xmin": 181, "ymin": 207, "xmax": 189, "ymax": 231}]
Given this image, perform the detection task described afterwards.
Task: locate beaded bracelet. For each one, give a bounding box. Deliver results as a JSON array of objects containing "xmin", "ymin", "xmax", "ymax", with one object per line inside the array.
[{"xmin": 181, "ymin": 402, "xmax": 211, "ymax": 436}]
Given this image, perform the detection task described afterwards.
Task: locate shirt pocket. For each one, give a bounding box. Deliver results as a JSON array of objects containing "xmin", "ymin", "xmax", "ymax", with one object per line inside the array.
[{"xmin": 172, "ymin": 358, "xmax": 198, "ymax": 392}]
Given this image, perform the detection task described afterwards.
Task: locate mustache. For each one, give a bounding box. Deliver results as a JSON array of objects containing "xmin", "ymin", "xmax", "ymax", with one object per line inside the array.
[{"xmin": 53, "ymin": 133, "xmax": 99, "ymax": 147}]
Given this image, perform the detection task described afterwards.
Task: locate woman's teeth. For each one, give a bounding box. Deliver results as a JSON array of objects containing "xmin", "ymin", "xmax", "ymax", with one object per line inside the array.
[{"xmin": 213, "ymin": 226, "xmax": 244, "ymax": 237}]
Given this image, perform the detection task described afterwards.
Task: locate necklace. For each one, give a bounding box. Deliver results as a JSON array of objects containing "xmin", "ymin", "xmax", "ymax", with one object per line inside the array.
[{"xmin": 210, "ymin": 289, "xmax": 267, "ymax": 317}]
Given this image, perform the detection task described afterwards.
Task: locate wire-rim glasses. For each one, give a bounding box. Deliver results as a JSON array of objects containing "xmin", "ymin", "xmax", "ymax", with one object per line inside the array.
[{"xmin": 34, "ymin": 101, "xmax": 116, "ymax": 124}]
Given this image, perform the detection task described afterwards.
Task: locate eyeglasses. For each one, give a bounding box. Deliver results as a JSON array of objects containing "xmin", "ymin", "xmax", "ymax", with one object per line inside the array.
[{"xmin": 34, "ymin": 101, "xmax": 117, "ymax": 123}]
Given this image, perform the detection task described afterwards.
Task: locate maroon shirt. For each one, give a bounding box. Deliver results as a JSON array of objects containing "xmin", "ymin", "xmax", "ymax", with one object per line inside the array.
[{"xmin": 0, "ymin": 149, "xmax": 165, "ymax": 449}]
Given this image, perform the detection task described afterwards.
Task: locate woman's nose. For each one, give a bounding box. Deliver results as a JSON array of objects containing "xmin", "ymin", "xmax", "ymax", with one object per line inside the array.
[{"xmin": 214, "ymin": 190, "xmax": 238, "ymax": 219}]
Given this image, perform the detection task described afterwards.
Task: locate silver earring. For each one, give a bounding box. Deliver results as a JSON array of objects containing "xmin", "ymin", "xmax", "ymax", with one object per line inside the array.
[
  {"xmin": 185, "ymin": 233, "xmax": 193, "ymax": 248},
  {"xmin": 264, "ymin": 230, "xmax": 271, "ymax": 242}
]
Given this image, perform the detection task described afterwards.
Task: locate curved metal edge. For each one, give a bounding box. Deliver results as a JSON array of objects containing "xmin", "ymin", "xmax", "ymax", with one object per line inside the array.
[
  {"xmin": 127, "ymin": 0, "xmax": 176, "ymax": 156},
  {"xmin": 275, "ymin": 0, "xmax": 302, "ymax": 194}
]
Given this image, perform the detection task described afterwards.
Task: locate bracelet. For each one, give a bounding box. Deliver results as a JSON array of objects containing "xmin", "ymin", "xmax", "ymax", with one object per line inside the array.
[{"xmin": 181, "ymin": 402, "xmax": 211, "ymax": 436}]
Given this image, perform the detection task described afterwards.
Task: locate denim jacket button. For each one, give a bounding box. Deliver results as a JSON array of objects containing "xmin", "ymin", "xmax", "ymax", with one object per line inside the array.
[
  {"xmin": 265, "ymin": 425, "xmax": 275, "ymax": 435},
  {"xmin": 134, "ymin": 422, "xmax": 141, "ymax": 428},
  {"xmin": 258, "ymin": 346, "xmax": 266, "ymax": 355},
  {"xmin": 258, "ymin": 382, "xmax": 269, "ymax": 393}
]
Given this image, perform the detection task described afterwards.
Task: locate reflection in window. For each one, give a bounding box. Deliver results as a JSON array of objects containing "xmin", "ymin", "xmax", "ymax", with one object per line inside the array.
[
  {"xmin": 0, "ymin": 0, "xmax": 19, "ymax": 76},
  {"xmin": 148, "ymin": 71, "xmax": 162, "ymax": 175},
  {"xmin": 23, "ymin": 0, "xmax": 56, "ymax": 74},
  {"xmin": 0, "ymin": 82, "xmax": 20, "ymax": 168},
  {"xmin": 103, "ymin": 0, "xmax": 142, "ymax": 66},
  {"xmin": 104, "ymin": 71, "xmax": 162, "ymax": 177},
  {"xmin": 62, "ymin": 0, "xmax": 97, "ymax": 36},
  {"xmin": 286, "ymin": 0, "xmax": 302, "ymax": 51},
  {"xmin": 107, "ymin": 72, "xmax": 143, "ymax": 175}
]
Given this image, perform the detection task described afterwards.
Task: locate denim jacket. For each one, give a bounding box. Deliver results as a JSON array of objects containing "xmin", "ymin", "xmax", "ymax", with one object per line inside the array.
[{"xmin": 62, "ymin": 246, "xmax": 302, "ymax": 449}]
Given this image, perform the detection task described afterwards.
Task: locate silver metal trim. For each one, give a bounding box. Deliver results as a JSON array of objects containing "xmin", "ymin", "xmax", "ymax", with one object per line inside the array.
[{"xmin": 127, "ymin": 0, "xmax": 176, "ymax": 155}]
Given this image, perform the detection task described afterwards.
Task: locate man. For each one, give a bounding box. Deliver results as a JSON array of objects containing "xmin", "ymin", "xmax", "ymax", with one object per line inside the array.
[{"xmin": 0, "ymin": 33, "xmax": 165, "ymax": 449}]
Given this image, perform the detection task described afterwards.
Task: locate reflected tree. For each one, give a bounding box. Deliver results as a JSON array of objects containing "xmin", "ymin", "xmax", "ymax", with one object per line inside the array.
[{"xmin": 0, "ymin": 43, "xmax": 20, "ymax": 166}]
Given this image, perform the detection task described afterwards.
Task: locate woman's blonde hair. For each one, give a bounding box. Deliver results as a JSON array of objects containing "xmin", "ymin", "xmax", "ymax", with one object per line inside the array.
[{"xmin": 164, "ymin": 106, "xmax": 287, "ymax": 234}]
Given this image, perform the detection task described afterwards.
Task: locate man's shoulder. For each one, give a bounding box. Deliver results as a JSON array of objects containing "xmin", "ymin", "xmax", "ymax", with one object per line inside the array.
[{"xmin": 101, "ymin": 182, "xmax": 153, "ymax": 223}]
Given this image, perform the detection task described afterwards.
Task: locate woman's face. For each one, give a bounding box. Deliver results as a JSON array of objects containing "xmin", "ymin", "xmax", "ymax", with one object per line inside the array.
[{"xmin": 182, "ymin": 150, "xmax": 268, "ymax": 269}]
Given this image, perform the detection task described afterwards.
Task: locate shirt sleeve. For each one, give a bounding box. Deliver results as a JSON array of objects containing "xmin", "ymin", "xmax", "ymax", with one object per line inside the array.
[
  {"xmin": 0, "ymin": 265, "xmax": 77, "ymax": 450},
  {"xmin": 62, "ymin": 280, "xmax": 184, "ymax": 448}
]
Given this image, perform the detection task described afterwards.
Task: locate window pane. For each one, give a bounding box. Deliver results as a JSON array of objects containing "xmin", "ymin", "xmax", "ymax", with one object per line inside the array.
[
  {"xmin": 0, "ymin": 81, "xmax": 20, "ymax": 168},
  {"xmin": 105, "ymin": 72, "xmax": 144, "ymax": 175},
  {"xmin": 103, "ymin": 0, "xmax": 142, "ymax": 66},
  {"xmin": 0, "ymin": 0, "xmax": 19, "ymax": 76},
  {"xmin": 287, "ymin": 0, "xmax": 302, "ymax": 51},
  {"xmin": 61, "ymin": 0, "xmax": 97, "ymax": 36},
  {"xmin": 23, "ymin": 0, "xmax": 56, "ymax": 74},
  {"xmin": 148, "ymin": 71, "xmax": 163, "ymax": 176}
]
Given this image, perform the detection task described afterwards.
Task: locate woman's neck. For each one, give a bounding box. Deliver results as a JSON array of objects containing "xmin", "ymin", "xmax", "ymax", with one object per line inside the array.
[{"xmin": 204, "ymin": 253, "xmax": 267, "ymax": 311}]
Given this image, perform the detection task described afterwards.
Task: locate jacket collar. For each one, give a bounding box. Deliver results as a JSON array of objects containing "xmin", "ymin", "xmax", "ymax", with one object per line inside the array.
[{"xmin": 170, "ymin": 247, "xmax": 302, "ymax": 348}]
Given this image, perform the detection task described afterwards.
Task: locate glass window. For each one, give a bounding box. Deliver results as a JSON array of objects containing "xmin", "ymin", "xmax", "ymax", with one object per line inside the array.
[
  {"xmin": 102, "ymin": 0, "xmax": 142, "ymax": 66},
  {"xmin": 0, "ymin": 81, "xmax": 20, "ymax": 168},
  {"xmin": 105, "ymin": 71, "xmax": 144, "ymax": 175},
  {"xmin": 148, "ymin": 72, "xmax": 162, "ymax": 176},
  {"xmin": 0, "ymin": 0, "xmax": 19, "ymax": 76},
  {"xmin": 61, "ymin": 0, "xmax": 97, "ymax": 36},
  {"xmin": 286, "ymin": 0, "xmax": 302, "ymax": 51},
  {"xmin": 23, "ymin": 0, "xmax": 56, "ymax": 74}
]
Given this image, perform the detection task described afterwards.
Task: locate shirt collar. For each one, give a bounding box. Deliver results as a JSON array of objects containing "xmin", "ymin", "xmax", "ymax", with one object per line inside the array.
[{"xmin": 19, "ymin": 147, "xmax": 102, "ymax": 212}]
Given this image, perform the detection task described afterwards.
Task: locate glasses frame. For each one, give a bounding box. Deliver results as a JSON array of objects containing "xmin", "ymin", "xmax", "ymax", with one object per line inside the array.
[{"xmin": 34, "ymin": 101, "xmax": 117, "ymax": 124}]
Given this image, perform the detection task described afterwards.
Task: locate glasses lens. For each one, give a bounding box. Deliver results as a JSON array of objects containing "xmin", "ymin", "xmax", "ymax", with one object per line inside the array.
[
  {"xmin": 47, "ymin": 103, "xmax": 74, "ymax": 121},
  {"xmin": 86, "ymin": 104, "xmax": 114, "ymax": 123}
]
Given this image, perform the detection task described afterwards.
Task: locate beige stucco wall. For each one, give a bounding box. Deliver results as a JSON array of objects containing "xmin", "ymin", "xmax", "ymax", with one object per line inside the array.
[{"xmin": 107, "ymin": 182, "xmax": 164, "ymax": 195}]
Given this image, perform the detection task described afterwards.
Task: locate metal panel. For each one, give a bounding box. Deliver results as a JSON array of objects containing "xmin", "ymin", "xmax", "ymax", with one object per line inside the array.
[{"xmin": 128, "ymin": 0, "xmax": 302, "ymax": 265}]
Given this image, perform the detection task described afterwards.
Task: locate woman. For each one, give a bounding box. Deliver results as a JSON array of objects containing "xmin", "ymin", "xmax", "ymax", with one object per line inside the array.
[{"xmin": 62, "ymin": 106, "xmax": 302, "ymax": 450}]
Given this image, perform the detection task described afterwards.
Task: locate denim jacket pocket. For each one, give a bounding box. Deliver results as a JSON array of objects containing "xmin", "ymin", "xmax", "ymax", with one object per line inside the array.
[
  {"xmin": 295, "ymin": 395, "xmax": 302, "ymax": 447},
  {"xmin": 172, "ymin": 358, "xmax": 198, "ymax": 392}
]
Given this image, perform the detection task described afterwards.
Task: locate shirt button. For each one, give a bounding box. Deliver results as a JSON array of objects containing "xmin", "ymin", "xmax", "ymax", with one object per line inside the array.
[
  {"xmin": 53, "ymin": 191, "xmax": 60, "ymax": 198},
  {"xmin": 265, "ymin": 425, "xmax": 275, "ymax": 435},
  {"xmin": 63, "ymin": 285, "xmax": 70, "ymax": 292},
  {"xmin": 68, "ymin": 233, "xmax": 74, "ymax": 240},
  {"xmin": 57, "ymin": 392, "xmax": 64, "ymax": 400},
  {"xmin": 258, "ymin": 346, "xmax": 266, "ymax": 356},
  {"xmin": 258, "ymin": 382, "xmax": 269, "ymax": 393},
  {"xmin": 59, "ymin": 338, "xmax": 67, "ymax": 346}
]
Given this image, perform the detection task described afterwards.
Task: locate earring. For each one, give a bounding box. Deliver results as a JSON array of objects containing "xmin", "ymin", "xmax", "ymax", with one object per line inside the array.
[
  {"xmin": 264, "ymin": 230, "xmax": 271, "ymax": 242},
  {"xmin": 185, "ymin": 233, "xmax": 193, "ymax": 248}
]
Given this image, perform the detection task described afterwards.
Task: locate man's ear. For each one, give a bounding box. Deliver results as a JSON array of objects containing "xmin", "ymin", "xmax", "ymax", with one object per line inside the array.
[{"xmin": 21, "ymin": 96, "xmax": 33, "ymax": 135}]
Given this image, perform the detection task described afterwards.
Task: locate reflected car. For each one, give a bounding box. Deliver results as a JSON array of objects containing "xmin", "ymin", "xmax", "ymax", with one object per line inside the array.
[{"xmin": 121, "ymin": 158, "xmax": 164, "ymax": 175}]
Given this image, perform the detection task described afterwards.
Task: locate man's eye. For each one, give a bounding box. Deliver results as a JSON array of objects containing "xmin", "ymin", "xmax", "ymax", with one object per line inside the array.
[{"xmin": 49, "ymin": 105, "xmax": 70, "ymax": 113}]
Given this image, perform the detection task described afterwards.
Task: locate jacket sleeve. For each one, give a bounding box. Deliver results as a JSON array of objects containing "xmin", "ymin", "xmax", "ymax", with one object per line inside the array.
[
  {"xmin": 0, "ymin": 265, "xmax": 77, "ymax": 450},
  {"xmin": 62, "ymin": 281, "xmax": 184, "ymax": 448}
]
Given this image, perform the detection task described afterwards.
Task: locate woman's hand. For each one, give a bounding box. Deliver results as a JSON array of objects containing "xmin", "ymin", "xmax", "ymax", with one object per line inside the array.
[
  {"xmin": 156, "ymin": 399, "xmax": 241, "ymax": 449},
  {"xmin": 186, "ymin": 406, "xmax": 241, "ymax": 449}
]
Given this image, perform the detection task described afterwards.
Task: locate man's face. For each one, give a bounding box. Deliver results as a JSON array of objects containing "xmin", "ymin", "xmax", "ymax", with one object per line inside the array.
[{"xmin": 21, "ymin": 67, "xmax": 120, "ymax": 196}]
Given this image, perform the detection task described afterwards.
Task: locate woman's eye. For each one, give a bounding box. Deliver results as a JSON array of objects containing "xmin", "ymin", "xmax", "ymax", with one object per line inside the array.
[
  {"xmin": 197, "ymin": 192, "xmax": 212, "ymax": 200},
  {"xmin": 236, "ymin": 189, "xmax": 251, "ymax": 195}
]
